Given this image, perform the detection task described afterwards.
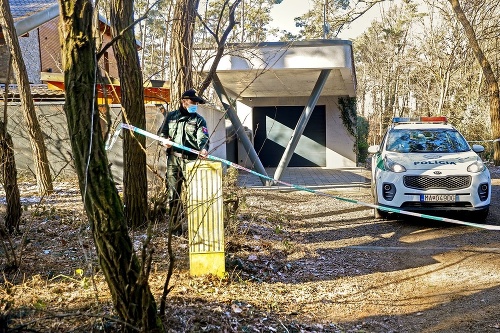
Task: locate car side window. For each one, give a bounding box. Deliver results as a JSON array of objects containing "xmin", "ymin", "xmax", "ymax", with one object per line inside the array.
[
  {"xmin": 448, "ymin": 130, "xmax": 470, "ymax": 152},
  {"xmin": 380, "ymin": 131, "xmax": 390, "ymax": 151}
]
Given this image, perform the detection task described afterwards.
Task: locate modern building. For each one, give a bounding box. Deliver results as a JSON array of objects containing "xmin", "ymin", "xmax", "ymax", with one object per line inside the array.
[{"xmin": 202, "ymin": 40, "xmax": 357, "ymax": 184}]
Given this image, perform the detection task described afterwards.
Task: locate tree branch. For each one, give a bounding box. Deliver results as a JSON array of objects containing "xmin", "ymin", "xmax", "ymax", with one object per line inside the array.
[
  {"xmin": 96, "ymin": 0, "xmax": 160, "ymax": 60},
  {"xmin": 198, "ymin": 0, "xmax": 242, "ymax": 95}
]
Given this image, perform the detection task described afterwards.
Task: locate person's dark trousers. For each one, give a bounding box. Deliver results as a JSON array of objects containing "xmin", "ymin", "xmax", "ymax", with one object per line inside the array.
[{"xmin": 166, "ymin": 155, "xmax": 185, "ymax": 235}]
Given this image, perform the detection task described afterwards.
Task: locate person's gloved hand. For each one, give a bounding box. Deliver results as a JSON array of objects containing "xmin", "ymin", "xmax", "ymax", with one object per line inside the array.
[
  {"xmin": 199, "ymin": 149, "xmax": 208, "ymax": 159},
  {"xmin": 159, "ymin": 134, "xmax": 172, "ymax": 149}
]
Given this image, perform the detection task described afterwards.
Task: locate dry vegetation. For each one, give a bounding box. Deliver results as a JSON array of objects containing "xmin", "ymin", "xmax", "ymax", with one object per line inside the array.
[{"xmin": 1, "ymin": 168, "xmax": 500, "ymax": 332}]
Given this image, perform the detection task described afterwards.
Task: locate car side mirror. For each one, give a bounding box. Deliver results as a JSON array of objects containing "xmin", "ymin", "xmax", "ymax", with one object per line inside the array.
[
  {"xmin": 368, "ymin": 145, "xmax": 380, "ymax": 154},
  {"xmin": 472, "ymin": 144, "xmax": 484, "ymax": 153}
]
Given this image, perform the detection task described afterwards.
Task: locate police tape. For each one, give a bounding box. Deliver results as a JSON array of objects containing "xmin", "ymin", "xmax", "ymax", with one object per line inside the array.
[
  {"xmin": 106, "ymin": 123, "xmax": 500, "ymax": 231},
  {"xmin": 468, "ymin": 139, "xmax": 500, "ymax": 143}
]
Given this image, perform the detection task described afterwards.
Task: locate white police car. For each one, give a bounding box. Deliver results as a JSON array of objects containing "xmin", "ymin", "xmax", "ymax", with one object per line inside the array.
[{"xmin": 368, "ymin": 117, "xmax": 490, "ymax": 222}]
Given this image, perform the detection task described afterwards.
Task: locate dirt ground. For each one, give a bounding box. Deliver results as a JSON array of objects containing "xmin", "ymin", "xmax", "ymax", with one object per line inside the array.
[{"xmin": 0, "ymin": 169, "xmax": 499, "ymax": 332}]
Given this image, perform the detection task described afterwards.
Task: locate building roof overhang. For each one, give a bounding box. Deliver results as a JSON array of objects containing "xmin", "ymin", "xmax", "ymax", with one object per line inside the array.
[
  {"xmin": 6, "ymin": 0, "xmax": 141, "ymax": 49},
  {"xmin": 200, "ymin": 39, "xmax": 357, "ymax": 100},
  {"xmin": 13, "ymin": 2, "xmax": 59, "ymax": 36},
  {"xmin": 40, "ymin": 72, "xmax": 170, "ymax": 104}
]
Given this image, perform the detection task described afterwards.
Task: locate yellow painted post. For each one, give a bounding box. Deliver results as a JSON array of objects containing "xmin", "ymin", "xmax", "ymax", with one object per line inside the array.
[{"xmin": 185, "ymin": 160, "xmax": 225, "ymax": 277}]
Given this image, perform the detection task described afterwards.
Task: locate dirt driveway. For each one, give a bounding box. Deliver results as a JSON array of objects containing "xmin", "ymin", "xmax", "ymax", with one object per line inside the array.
[{"xmin": 194, "ymin": 175, "xmax": 500, "ymax": 332}]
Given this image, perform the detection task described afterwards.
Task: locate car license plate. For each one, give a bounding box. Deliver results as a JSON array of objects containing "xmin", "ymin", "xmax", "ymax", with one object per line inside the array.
[{"xmin": 420, "ymin": 194, "xmax": 456, "ymax": 202}]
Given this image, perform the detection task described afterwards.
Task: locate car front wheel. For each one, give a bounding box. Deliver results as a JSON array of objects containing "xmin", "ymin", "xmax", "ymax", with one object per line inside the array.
[
  {"xmin": 468, "ymin": 207, "xmax": 489, "ymax": 223},
  {"xmin": 373, "ymin": 187, "xmax": 388, "ymax": 219}
]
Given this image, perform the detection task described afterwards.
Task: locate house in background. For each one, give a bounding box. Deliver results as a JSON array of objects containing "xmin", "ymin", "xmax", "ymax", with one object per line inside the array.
[
  {"xmin": 0, "ymin": 0, "xmax": 55, "ymax": 84},
  {"xmin": 0, "ymin": 0, "xmax": 170, "ymax": 104},
  {"xmin": 0, "ymin": 0, "xmax": 176, "ymax": 182},
  {"xmin": 0, "ymin": 0, "xmax": 119, "ymax": 86}
]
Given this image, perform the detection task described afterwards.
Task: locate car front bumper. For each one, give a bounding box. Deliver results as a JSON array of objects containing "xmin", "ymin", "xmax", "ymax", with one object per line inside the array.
[{"xmin": 374, "ymin": 169, "xmax": 491, "ymax": 212}]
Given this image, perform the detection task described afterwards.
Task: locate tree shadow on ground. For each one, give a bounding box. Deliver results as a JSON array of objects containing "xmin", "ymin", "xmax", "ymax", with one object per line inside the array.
[{"xmin": 336, "ymin": 284, "xmax": 500, "ymax": 333}]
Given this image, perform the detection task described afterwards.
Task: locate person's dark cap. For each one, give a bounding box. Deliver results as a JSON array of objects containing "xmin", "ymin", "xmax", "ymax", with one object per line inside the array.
[{"xmin": 181, "ymin": 89, "xmax": 206, "ymax": 104}]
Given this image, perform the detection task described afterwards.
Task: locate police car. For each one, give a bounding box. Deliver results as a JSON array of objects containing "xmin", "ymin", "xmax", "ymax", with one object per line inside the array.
[{"xmin": 368, "ymin": 117, "xmax": 490, "ymax": 222}]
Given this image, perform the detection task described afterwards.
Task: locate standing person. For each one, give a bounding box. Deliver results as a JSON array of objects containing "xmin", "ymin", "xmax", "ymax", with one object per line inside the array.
[{"xmin": 159, "ymin": 89, "xmax": 209, "ymax": 234}]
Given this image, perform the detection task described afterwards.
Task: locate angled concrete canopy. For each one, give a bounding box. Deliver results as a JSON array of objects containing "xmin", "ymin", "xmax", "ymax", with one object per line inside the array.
[
  {"xmin": 203, "ymin": 39, "xmax": 356, "ymax": 99},
  {"xmin": 201, "ymin": 39, "xmax": 357, "ymax": 185}
]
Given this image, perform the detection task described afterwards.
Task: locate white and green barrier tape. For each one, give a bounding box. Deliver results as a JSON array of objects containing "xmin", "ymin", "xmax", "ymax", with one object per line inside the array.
[{"xmin": 106, "ymin": 123, "xmax": 500, "ymax": 231}]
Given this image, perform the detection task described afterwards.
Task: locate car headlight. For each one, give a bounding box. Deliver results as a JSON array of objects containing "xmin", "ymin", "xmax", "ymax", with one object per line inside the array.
[
  {"xmin": 384, "ymin": 156, "xmax": 406, "ymax": 173},
  {"xmin": 467, "ymin": 160, "xmax": 485, "ymax": 173}
]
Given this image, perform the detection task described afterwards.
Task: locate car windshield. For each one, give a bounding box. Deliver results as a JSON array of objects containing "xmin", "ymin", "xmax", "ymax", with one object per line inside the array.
[{"xmin": 385, "ymin": 128, "xmax": 470, "ymax": 153}]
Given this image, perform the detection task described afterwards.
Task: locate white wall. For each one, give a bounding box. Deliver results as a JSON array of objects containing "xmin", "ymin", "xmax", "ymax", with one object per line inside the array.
[
  {"xmin": 198, "ymin": 105, "xmax": 226, "ymax": 161},
  {"xmin": 321, "ymin": 96, "xmax": 356, "ymax": 168},
  {"xmin": 7, "ymin": 102, "xmax": 227, "ymax": 183}
]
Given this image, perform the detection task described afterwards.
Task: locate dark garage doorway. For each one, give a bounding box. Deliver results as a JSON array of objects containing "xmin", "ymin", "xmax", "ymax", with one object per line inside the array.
[{"xmin": 253, "ymin": 105, "xmax": 326, "ymax": 167}]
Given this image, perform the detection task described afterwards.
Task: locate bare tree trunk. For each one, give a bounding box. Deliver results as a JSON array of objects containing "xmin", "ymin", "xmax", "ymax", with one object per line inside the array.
[
  {"xmin": 169, "ymin": 0, "xmax": 201, "ymax": 101},
  {"xmin": 437, "ymin": 70, "xmax": 450, "ymax": 116},
  {"xmin": 139, "ymin": 0, "xmax": 150, "ymax": 72},
  {"xmin": 58, "ymin": 1, "xmax": 161, "ymax": 331},
  {"xmin": 0, "ymin": 128, "xmax": 21, "ymax": 234},
  {"xmin": 0, "ymin": 54, "xmax": 21, "ymax": 235},
  {"xmin": 110, "ymin": 0, "xmax": 148, "ymax": 228},
  {"xmin": 0, "ymin": 0, "xmax": 54, "ymax": 195},
  {"xmin": 158, "ymin": 0, "xmax": 201, "ymax": 317},
  {"xmin": 161, "ymin": 9, "xmax": 171, "ymax": 82},
  {"xmin": 448, "ymin": 0, "xmax": 500, "ymax": 165}
]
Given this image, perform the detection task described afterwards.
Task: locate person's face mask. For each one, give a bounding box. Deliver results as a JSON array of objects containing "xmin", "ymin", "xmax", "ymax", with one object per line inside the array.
[{"xmin": 187, "ymin": 104, "xmax": 198, "ymax": 113}]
